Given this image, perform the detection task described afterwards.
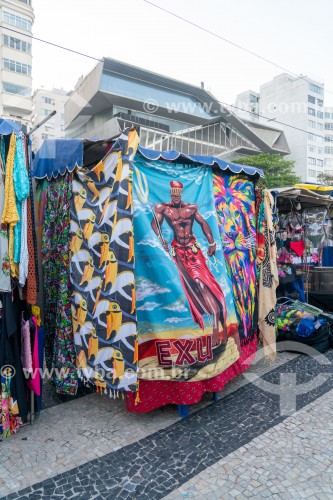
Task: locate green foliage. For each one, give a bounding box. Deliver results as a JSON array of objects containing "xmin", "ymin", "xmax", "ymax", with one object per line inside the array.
[
  {"xmin": 233, "ymin": 154, "xmax": 301, "ymax": 188},
  {"xmin": 317, "ymin": 172, "xmax": 333, "ymax": 185}
]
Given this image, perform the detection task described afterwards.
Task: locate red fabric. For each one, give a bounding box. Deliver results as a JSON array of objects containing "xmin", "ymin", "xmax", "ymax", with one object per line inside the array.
[
  {"xmin": 170, "ymin": 181, "xmax": 183, "ymax": 188},
  {"xmin": 27, "ymin": 317, "xmax": 41, "ymax": 396},
  {"xmin": 290, "ymin": 240, "xmax": 305, "ymax": 257},
  {"xmin": 126, "ymin": 335, "xmax": 257, "ymax": 412},
  {"xmin": 171, "ymin": 238, "xmax": 227, "ymax": 331}
]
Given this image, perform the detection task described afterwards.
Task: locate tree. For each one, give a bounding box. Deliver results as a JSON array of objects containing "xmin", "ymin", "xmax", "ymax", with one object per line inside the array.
[
  {"xmin": 233, "ymin": 154, "xmax": 301, "ymax": 189},
  {"xmin": 317, "ymin": 172, "xmax": 333, "ymax": 185}
]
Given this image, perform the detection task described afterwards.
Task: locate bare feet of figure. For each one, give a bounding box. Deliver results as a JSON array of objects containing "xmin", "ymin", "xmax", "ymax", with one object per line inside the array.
[{"xmin": 212, "ymin": 330, "xmax": 221, "ymax": 347}]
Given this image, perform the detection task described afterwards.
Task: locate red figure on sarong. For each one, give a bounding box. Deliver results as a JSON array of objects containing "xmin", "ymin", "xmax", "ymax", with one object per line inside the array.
[{"xmin": 151, "ymin": 181, "xmax": 227, "ymax": 347}]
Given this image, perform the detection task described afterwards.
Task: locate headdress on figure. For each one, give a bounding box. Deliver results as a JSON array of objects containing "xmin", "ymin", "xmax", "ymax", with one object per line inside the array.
[{"xmin": 170, "ymin": 181, "xmax": 183, "ymax": 195}]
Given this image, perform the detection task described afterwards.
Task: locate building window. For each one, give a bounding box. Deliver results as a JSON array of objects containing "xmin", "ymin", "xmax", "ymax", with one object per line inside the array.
[
  {"xmin": 308, "ymin": 120, "xmax": 316, "ymax": 129},
  {"xmin": 317, "ymin": 123, "xmax": 324, "ymax": 131},
  {"xmin": 325, "ymin": 159, "xmax": 333, "ymax": 167},
  {"xmin": 100, "ymin": 72, "xmax": 214, "ymax": 120},
  {"xmin": 317, "ymin": 147, "xmax": 323, "ymax": 155},
  {"xmin": 308, "ymin": 82, "xmax": 323, "ymax": 95},
  {"xmin": 317, "ymin": 159, "xmax": 323, "ymax": 167},
  {"xmin": 325, "ymin": 123, "xmax": 333, "ymax": 130},
  {"xmin": 3, "ymin": 35, "xmax": 31, "ymax": 53},
  {"xmin": 325, "ymin": 112, "xmax": 333, "ymax": 119},
  {"xmin": 42, "ymin": 109, "xmax": 53, "ymax": 116},
  {"xmin": 2, "ymin": 81, "xmax": 30, "ymax": 96},
  {"xmin": 325, "ymin": 135, "xmax": 333, "ymax": 142},
  {"xmin": 308, "ymin": 108, "xmax": 316, "ymax": 116},
  {"xmin": 317, "ymin": 99, "xmax": 323, "ymax": 107},
  {"xmin": 309, "ymin": 145, "xmax": 315, "ymax": 153},
  {"xmin": 317, "ymin": 136, "xmax": 324, "ymax": 144},
  {"xmin": 325, "ymin": 147, "xmax": 333, "ymax": 155},
  {"xmin": 41, "ymin": 134, "xmax": 48, "ymax": 140},
  {"xmin": 43, "ymin": 97, "xmax": 55, "ymax": 105},
  {"xmin": 308, "ymin": 95, "xmax": 315, "ymax": 104},
  {"xmin": 3, "ymin": 11, "xmax": 32, "ymax": 32},
  {"xmin": 317, "ymin": 111, "xmax": 323, "ymax": 119},
  {"xmin": 3, "ymin": 58, "xmax": 31, "ymax": 75},
  {"xmin": 308, "ymin": 157, "xmax": 316, "ymax": 165},
  {"xmin": 308, "ymin": 133, "xmax": 316, "ymax": 141},
  {"xmin": 308, "ymin": 169, "xmax": 316, "ymax": 177}
]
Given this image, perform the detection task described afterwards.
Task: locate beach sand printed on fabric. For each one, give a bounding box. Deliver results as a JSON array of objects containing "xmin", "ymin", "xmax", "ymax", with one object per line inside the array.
[
  {"xmin": 213, "ymin": 174, "xmax": 257, "ymax": 341},
  {"xmin": 133, "ymin": 157, "xmax": 240, "ymax": 382},
  {"xmin": 70, "ymin": 130, "xmax": 139, "ymax": 395}
]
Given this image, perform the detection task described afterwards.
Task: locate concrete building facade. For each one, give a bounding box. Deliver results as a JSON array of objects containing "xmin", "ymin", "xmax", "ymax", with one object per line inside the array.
[
  {"xmin": 31, "ymin": 87, "xmax": 70, "ymax": 152},
  {"xmin": 0, "ymin": 0, "xmax": 34, "ymax": 128},
  {"xmin": 65, "ymin": 57, "xmax": 289, "ymax": 159}
]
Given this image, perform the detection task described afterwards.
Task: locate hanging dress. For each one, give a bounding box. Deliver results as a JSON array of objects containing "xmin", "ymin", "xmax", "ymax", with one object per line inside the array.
[{"xmin": 0, "ymin": 151, "xmax": 11, "ymax": 292}]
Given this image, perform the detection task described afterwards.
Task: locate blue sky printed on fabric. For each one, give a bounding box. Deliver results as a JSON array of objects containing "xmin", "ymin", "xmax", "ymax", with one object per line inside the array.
[{"xmin": 133, "ymin": 157, "xmax": 237, "ymax": 336}]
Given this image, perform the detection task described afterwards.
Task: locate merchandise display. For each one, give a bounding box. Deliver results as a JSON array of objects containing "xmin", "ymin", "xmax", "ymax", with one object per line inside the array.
[
  {"xmin": 272, "ymin": 186, "xmax": 333, "ymax": 352},
  {"xmin": 0, "ymin": 119, "xmax": 41, "ymax": 439},
  {"xmin": 32, "ymin": 128, "xmax": 277, "ymax": 413}
]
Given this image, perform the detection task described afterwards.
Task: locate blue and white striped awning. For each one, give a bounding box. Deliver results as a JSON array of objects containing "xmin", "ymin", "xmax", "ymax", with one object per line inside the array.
[
  {"xmin": 32, "ymin": 138, "xmax": 264, "ymax": 179},
  {"xmin": 137, "ymin": 146, "xmax": 264, "ymax": 177}
]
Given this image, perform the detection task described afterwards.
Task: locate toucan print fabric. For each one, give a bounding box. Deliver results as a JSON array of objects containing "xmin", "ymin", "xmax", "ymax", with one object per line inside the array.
[{"xmin": 70, "ymin": 129, "xmax": 139, "ymax": 395}]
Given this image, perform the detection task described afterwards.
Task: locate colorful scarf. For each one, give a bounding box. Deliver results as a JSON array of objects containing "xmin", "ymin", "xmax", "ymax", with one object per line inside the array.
[{"xmin": 257, "ymin": 189, "xmax": 278, "ymax": 361}]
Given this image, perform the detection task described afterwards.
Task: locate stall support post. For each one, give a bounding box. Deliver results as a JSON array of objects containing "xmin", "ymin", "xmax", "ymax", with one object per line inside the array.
[
  {"xmin": 178, "ymin": 404, "xmax": 189, "ymax": 418},
  {"xmin": 30, "ymin": 390, "xmax": 35, "ymax": 425}
]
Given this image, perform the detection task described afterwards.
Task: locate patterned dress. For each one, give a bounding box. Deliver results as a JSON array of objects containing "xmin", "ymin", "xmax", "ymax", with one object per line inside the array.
[{"xmin": 41, "ymin": 171, "xmax": 78, "ymax": 395}]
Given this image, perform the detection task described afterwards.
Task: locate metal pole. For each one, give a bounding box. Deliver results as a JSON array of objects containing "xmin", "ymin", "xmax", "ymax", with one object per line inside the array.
[{"xmin": 29, "ymin": 110, "xmax": 57, "ymax": 135}]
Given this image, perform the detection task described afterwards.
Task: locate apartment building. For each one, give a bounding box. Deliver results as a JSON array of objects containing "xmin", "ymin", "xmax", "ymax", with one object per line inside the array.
[
  {"xmin": 324, "ymin": 107, "xmax": 333, "ymax": 178},
  {"xmin": 31, "ymin": 87, "xmax": 70, "ymax": 152},
  {"xmin": 235, "ymin": 73, "xmax": 325, "ymax": 182},
  {"xmin": 0, "ymin": 0, "xmax": 34, "ymax": 128}
]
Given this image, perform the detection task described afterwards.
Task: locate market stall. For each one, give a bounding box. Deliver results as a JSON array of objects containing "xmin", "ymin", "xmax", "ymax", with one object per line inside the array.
[
  {"xmin": 31, "ymin": 128, "xmax": 277, "ymax": 414},
  {"xmin": 272, "ymin": 185, "xmax": 333, "ymax": 352}
]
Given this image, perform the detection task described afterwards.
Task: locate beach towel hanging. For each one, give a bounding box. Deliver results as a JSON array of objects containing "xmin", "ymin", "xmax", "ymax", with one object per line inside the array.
[
  {"xmin": 133, "ymin": 156, "xmax": 240, "ymax": 383},
  {"xmin": 70, "ymin": 129, "xmax": 139, "ymax": 395}
]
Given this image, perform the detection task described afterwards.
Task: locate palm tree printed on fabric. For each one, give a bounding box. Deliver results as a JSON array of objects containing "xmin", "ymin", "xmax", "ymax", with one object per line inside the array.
[
  {"xmin": 70, "ymin": 129, "xmax": 139, "ymax": 395},
  {"xmin": 213, "ymin": 174, "xmax": 257, "ymax": 339}
]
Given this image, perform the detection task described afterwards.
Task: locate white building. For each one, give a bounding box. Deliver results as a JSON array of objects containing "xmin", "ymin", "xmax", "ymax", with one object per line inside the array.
[
  {"xmin": 234, "ymin": 90, "xmax": 260, "ymax": 123},
  {"xmin": 31, "ymin": 87, "xmax": 70, "ymax": 152},
  {"xmin": 324, "ymin": 107, "xmax": 333, "ymax": 178},
  {"xmin": 0, "ymin": 0, "xmax": 34, "ymax": 128},
  {"xmin": 235, "ymin": 73, "xmax": 325, "ymax": 182}
]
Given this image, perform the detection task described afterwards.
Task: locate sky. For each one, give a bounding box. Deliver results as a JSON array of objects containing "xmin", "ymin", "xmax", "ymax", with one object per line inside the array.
[{"xmin": 31, "ymin": 0, "xmax": 333, "ymax": 107}]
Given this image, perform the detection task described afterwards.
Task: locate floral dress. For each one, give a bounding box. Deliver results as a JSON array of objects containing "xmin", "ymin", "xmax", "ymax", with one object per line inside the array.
[{"xmin": 0, "ymin": 370, "xmax": 21, "ymax": 439}]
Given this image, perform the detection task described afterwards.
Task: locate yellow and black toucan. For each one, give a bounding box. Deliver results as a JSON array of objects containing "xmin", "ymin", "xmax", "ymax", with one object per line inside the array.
[
  {"xmin": 104, "ymin": 250, "xmax": 118, "ymax": 290},
  {"xmin": 112, "ymin": 349, "xmax": 125, "ymax": 383},
  {"xmin": 106, "ymin": 301, "xmax": 122, "ymax": 339}
]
